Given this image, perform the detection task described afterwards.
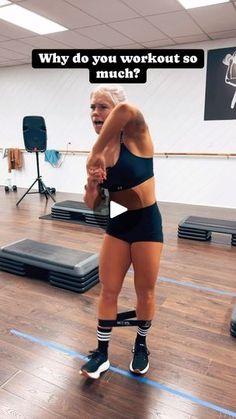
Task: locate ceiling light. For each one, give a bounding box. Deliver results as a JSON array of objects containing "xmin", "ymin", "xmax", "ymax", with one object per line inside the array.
[
  {"xmin": 178, "ymin": 0, "xmax": 229, "ymax": 9},
  {"xmin": 0, "ymin": 4, "xmax": 68, "ymax": 34},
  {"xmin": 0, "ymin": 1, "xmax": 11, "ymax": 7}
]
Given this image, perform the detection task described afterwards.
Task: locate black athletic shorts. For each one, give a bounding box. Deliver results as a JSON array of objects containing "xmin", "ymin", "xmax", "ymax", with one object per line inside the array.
[{"xmin": 106, "ymin": 202, "xmax": 163, "ymax": 244}]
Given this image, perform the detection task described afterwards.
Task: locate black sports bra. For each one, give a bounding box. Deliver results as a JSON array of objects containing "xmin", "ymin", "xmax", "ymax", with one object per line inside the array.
[{"xmin": 102, "ymin": 142, "xmax": 154, "ymax": 192}]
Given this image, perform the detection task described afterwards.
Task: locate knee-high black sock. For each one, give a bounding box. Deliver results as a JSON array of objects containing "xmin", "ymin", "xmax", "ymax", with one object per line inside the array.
[
  {"xmin": 135, "ymin": 323, "xmax": 151, "ymax": 346},
  {"xmin": 97, "ymin": 326, "xmax": 112, "ymax": 356}
]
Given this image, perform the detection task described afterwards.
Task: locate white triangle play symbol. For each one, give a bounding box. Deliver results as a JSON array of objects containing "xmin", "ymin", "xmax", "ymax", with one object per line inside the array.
[{"xmin": 110, "ymin": 201, "xmax": 128, "ymax": 218}]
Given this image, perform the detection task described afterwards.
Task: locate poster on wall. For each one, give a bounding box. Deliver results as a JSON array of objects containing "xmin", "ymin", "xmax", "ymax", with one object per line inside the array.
[{"xmin": 204, "ymin": 47, "xmax": 236, "ymax": 120}]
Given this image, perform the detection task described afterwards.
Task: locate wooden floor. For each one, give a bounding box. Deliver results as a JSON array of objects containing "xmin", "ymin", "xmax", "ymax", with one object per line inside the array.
[{"xmin": 0, "ymin": 187, "xmax": 236, "ymax": 419}]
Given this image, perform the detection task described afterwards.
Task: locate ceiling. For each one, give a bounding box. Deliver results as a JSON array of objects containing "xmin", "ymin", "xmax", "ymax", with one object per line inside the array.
[{"xmin": 0, "ymin": 0, "xmax": 236, "ymax": 67}]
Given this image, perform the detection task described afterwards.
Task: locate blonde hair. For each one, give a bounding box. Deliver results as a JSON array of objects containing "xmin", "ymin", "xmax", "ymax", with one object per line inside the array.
[{"xmin": 91, "ymin": 84, "xmax": 127, "ymax": 105}]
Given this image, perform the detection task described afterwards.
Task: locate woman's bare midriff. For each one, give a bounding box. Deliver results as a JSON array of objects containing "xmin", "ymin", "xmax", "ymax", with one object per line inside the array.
[{"xmin": 109, "ymin": 176, "xmax": 156, "ymax": 210}]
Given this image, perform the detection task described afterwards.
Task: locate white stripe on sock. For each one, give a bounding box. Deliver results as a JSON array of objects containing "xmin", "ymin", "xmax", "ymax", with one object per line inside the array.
[
  {"xmin": 97, "ymin": 331, "xmax": 112, "ymax": 341},
  {"xmin": 137, "ymin": 327, "xmax": 149, "ymax": 337}
]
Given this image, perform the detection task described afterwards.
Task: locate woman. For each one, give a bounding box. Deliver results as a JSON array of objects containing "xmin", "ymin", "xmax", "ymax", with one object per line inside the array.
[{"xmin": 80, "ymin": 85, "xmax": 163, "ymax": 379}]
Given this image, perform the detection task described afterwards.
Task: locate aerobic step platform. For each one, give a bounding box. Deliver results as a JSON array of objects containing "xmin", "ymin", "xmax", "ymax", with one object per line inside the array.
[
  {"xmin": 51, "ymin": 200, "xmax": 109, "ymax": 228},
  {"xmin": 230, "ymin": 303, "xmax": 236, "ymax": 337},
  {"xmin": 0, "ymin": 239, "xmax": 99, "ymax": 293},
  {"xmin": 178, "ymin": 216, "xmax": 236, "ymax": 245}
]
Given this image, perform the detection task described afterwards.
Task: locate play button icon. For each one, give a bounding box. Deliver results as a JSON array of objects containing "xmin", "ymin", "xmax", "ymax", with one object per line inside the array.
[{"xmin": 110, "ymin": 201, "xmax": 128, "ymax": 218}]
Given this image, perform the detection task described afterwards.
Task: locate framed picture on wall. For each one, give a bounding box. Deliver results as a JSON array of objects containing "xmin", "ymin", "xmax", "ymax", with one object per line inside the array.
[{"xmin": 204, "ymin": 47, "xmax": 236, "ymax": 120}]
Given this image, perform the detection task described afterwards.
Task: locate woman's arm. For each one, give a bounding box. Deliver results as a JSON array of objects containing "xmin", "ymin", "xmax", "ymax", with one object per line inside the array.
[
  {"xmin": 92, "ymin": 103, "xmax": 137, "ymax": 154},
  {"xmin": 83, "ymin": 166, "xmax": 106, "ymax": 210},
  {"xmin": 83, "ymin": 179, "xmax": 103, "ymax": 210},
  {"xmin": 87, "ymin": 103, "xmax": 145, "ymax": 173}
]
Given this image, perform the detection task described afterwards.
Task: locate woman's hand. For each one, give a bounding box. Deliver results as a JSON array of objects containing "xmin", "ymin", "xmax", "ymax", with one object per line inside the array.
[
  {"xmin": 85, "ymin": 174, "xmax": 102, "ymax": 189},
  {"xmin": 84, "ymin": 176, "xmax": 102, "ymax": 210},
  {"xmin": 86, "ymin": 152, "xmax": 107, "ymax": 183},
  {"xmin": 88, "ymin": 168, "xmax": 106, "ymax": 184}
]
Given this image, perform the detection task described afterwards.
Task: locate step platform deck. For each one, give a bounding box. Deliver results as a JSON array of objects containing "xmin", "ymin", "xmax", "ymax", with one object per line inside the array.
[
  {"xmin": 0, "ymin": 239, "xmax": 99, "ymax": 293},
  {"xmin": 51, "ymin": 200, "xmax": 109, "ymax": 228},
  {"xmin": 178, "ymin": 216, "xmax": 236, "ymax": 245},
  {"xmin": 230, "ymin": 303, "xmax": 236, "ymax": 337}
]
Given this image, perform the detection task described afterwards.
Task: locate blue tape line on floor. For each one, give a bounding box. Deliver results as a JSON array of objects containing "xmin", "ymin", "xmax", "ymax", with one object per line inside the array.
[
  {"xmin": 10, "ymin": 329, "xmax": 236, "ymax": 418},
  {"xmin": 128, "ymin": 268, "xmax": 236, "ymax": 297},
  {"xmin": 159, "ymin": 276, "xmax": 236, "ymax": 297}
]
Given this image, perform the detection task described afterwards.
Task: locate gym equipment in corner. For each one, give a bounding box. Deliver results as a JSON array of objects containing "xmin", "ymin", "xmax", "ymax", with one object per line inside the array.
[
  {"xmin": 51, "ymin": 200, "xmax": 109, "ymax": 228},
  {"xmin": 0, "ymin": 239, "xmax": 99, "ymax": 293},
  {"xmin": 5, "ymin": 184, "xmax": 17, "ymax": 192},
  {"xmin": 178, "ymin": 216, "xmax": 236, "ymax": 246},
  {"xmin": 4, "ymin": 171, "xmax": 17, "ymax": 193},
  {"xmin": 16, "ymin": 116, "xmax": 56, "ymax": 206}
]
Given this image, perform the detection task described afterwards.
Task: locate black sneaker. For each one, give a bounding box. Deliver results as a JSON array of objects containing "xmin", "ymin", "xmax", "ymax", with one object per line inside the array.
[
  {"xmin": 129, "ymin": 343, "xmax": 150, "ymax": 375},
  {"xmin": 80, "ymin": 350, "xmax": 110, "ymax": 379}
]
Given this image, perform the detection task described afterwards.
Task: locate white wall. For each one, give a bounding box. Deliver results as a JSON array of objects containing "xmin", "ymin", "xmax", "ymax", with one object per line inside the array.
[{"xmin": 0, "ymin": 38, "xmax": 236, "ymax": 208}]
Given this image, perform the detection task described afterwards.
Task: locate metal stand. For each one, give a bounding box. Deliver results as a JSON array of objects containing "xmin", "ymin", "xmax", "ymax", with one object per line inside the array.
[{"xmin": 16, "ymin": 152, "xmax": 56, "ymax": 206}]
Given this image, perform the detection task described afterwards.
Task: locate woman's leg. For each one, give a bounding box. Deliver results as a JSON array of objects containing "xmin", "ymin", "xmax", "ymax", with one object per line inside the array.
[
  {"xmin": 129, "ymin": 241, "xmax": 163, "ymax": 374},
  {"xmin": 80, "ymin": 234, "xmax": 131, "ymax": 379},
  {"xmin": 98, "ymin": 233, "xmax": 131, "ymax": 319},
  {"xmin": 131, "ymin": 241, "xmax": 163, "ymax": 319}
]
